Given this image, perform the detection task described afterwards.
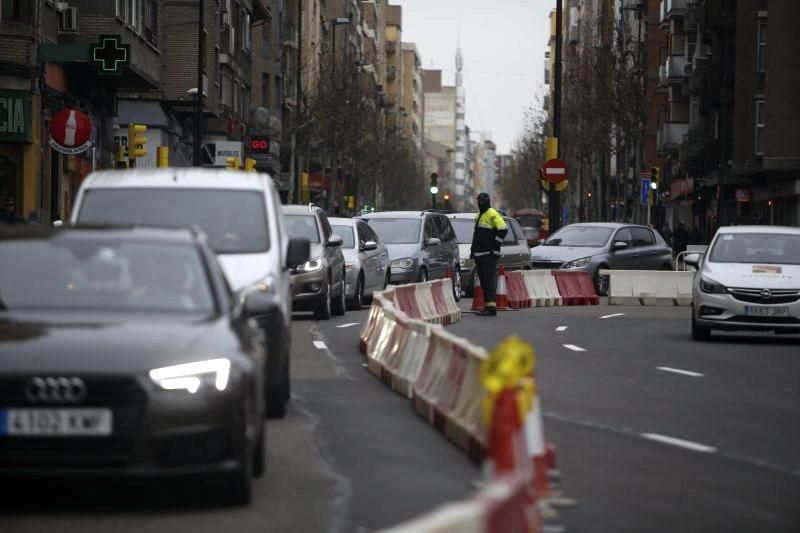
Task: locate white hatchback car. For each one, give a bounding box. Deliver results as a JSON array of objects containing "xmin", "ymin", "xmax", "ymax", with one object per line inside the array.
[{"xmin": 686, "ymin": 226, "xmax": 800, "ymax": 340}]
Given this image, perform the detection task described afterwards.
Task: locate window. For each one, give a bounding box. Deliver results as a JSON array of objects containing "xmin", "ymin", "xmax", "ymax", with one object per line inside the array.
[
  {"xmin": 756, "ymin": 16, "xmax": 767, "ymax": 73},
  {"xmin": 0, "ymin": 0, "xmax": 27, "ymax": 22},
  {"xmin": 630, "ymin": 228, "xmax": 655, "ymax": 247},
  {"xmin": 613, "ymin": 228, "xmax": 635, "ymax": 247},
  {"xmin": 243, "ymin": 11, "xmax": 251, "ymax": 51},
  {"xmin": 755, "ymin": 99, "xmax": 765, "ymax": 156},
  {"xmin": 424, "ymin": 218, "xmax": 437, "ymax": 240},
  {"xmin": 142, "ymin": 0, "xmax": 157, "ymax": 44},
  {"xmin": 319, "ymin": 213, "xmax": 333, "ymax": 239}
]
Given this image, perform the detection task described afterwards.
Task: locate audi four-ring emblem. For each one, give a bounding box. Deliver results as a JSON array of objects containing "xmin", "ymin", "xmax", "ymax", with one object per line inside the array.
[{"xmin": 24, "ymin": 377, "xmax": 87, "ymax": 404}]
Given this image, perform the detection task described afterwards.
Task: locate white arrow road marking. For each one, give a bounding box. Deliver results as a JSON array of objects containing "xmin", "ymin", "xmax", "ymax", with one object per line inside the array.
[
  {"xmin": 599, "ymin": 313, "xmax": 626, "ymax": 319},
  {"xmin": 336, "ymin": 322, "xmax": 360, "ymax": 329},
  {"xmin": 313, "ymin": 340, "xmax": 328, "ymax": 350},
  {"xmin": 556, "ymin": 326, "xmax": 568, "ymax": 332},
  {"xmin": 563, "ymin": 344, "xmax": 586, "ymax": 352},
  {"xmin": 657, "ymin": 366, "xmax": 704, "ymax": 378},
  {"xmin": 641, "ymin": 433, "xmax": 717, "ymax": 453}
]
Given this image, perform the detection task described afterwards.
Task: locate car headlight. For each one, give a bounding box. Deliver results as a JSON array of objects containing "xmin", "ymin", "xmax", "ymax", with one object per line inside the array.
[
  {"xmin": 296, "ymin": 257, "xmax": 323, "ymax": 273},
  {"xmin": 561, "ymin": 256, "xmax": 592, "ymax": 269},
  {"xmin": 345, "ymin": 261, "xmax": 355, "ymax": 271},
  {"xmin": 149, "ymin": 358, "xmax": 231, "ymax": 393},
  {"xmin": 391, "ymin": 257, "xmax": 415, "ymax": 270},
  {"xmin": 699, "ymin": 276, "xmax": 727, "ymax": 294}
]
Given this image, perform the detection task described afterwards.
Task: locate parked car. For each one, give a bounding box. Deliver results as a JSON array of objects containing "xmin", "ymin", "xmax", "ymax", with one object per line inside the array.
[
  {"xmin": 685, "ymin": 225, "xmax": 800, "ymax": 340},
  {"xmin": 70, "ymin": 168, "xmax": 308, "ymax": 418},
  {"xmin": 0, "ymin": 225, "xmax": 288, "ymax": 505},
  {"xmin": 359, "ymin": 210, "xmax": 462, "ymax": 301},
  {"xmin": 511, "ymin": 208, "xmax": 548, "ymax": 246},
  {"xmin": 448, "ymin": 213, "xmax": 532, "ymax": 296},
  {"xmin": 282, "ymin": 204, "xmax": 347, "ymax": 320},
  {"xmin": 531, "ymin": 222, "xmax": 673, "ymax": 295},
  {"xmin": 330, "ymin": 217, "xmax": 391, "ymax": 309}
]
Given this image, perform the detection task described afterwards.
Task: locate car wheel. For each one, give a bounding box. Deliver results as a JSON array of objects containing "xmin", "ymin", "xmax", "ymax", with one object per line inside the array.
[
  {"xmin": 691, "ymin": 311, "xmax": 711, "ymax": 341},
  {"xmin": 266, "ymin": 362, "xmax": 289, "ymax": 418},
  {"xmin": 332, "ymin": 272, "xmax": 347, "ymax": 316},
  {"xmin": 452, "ymin": 267, "xmax": 462, "ymax": 302},
  {"xmin": 347, "ymin": 273, "xmax": 364, "ymax": 310},
  {"xmin": 594, "ymin": 268, "xmax": 609, "ymax": 296},
  {"xmin": 253, "ymin": 419, "xmax": 266, "ymax": 478},
  {"xmin": 383, "ymin": 270, "xmax": 391, "ymax": 289},
  {"xmin": 313, "ymin": 279, "xmax": 332, "ymax": 320},
  {"xmin": 417, "ymin": 267, "xmax": 428, "ymax": 283}
]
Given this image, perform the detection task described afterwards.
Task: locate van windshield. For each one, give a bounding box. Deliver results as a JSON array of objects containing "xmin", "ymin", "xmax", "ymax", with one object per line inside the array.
[{"xmin": 77, "ymin": 188, "xmax": 270, "ymax": 254}]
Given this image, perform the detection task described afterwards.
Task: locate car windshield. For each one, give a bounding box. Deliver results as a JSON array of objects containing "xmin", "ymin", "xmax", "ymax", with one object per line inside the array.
[
  {"xmin": 76, "ymin": 188, "xmax": 269, "ymax": 254},
  {"xmin": 544, "ymin": 226, "xmax": 613, "ymax": 247},
  {"xmin": 331, "ymin": 225, "xmax": 356, "ymax": 249},
  {"xmin": 365, "ymin": 219, "xmax": 421, "ymax": 244},
  {"xmin": 708, "ymin": 233, "xmax": 800, "ymax": 265},
  {"xmin": 0, "ymin": 237, "xmax": 215, "ymax": 315},
  {"xmin": 283, "ymin": 215, "xmax": 320, "ymax": 243},
  {"xmin": 450, "ymin": 218, "xmax": 475, "ymax": 244}
]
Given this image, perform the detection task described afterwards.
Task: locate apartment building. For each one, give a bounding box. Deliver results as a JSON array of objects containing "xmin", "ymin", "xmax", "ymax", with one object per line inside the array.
[
  {"xmin": 384, "ymin": 4, "xmax": 402, "ymax": 132},
  {"xmin": 422, "ymin": 68, "xmax": 458, "ymax": 205},
  {"xmin": 400, "ymin": 42, "xmax": 423, "ymax": 151},
  {"xmin": 251, "ymin": 1, "xmax": 283, "ymax": 181}
]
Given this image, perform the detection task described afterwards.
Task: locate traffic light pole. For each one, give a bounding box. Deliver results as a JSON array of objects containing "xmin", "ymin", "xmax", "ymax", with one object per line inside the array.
[
  {"xmin": 550, "ymin": 0, "xmax": 563, "ymax": 234},
  {"xmin": 193, "ymin": 0, "xmax": 205, "ymax": 167}
]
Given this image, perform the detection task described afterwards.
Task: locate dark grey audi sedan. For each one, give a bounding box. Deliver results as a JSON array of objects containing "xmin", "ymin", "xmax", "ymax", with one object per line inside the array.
[{"xmin": 0, "ymin": 225, "xmax": 280, "ymax": 505}]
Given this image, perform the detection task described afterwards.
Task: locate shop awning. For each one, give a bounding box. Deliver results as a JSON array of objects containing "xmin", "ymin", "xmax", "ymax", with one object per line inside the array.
[{"xmin": 115, "ymin": 100, "xmax": 168, "ymax": 128}]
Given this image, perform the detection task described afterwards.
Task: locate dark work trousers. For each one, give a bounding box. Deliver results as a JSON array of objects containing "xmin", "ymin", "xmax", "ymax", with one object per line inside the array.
[{"xmin": 475, "ymin": 254, "xmax": 499, "ymax": 306}]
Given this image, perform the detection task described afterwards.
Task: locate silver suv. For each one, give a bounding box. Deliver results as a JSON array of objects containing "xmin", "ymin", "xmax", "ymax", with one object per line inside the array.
[
  {"xmin": 358, "ymin": 210, "xmax": 462, "ymax": 301},
  {"xmin": 282, "ymin": 204, "xmax": 347, "ymax": 320}
]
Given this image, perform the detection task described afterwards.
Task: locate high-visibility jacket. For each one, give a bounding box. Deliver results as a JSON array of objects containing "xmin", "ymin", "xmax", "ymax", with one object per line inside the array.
[{"xmin": 471, "ymin": 208, "xmax": 508, "ymax": 256}]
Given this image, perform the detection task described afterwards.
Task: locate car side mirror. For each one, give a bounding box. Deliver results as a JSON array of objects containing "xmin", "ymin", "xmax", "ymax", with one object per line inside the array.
[
  {"xmin": 425, "ymin": 237, "xmax": 441, "ymax": 247},
  {"xmin": 327, "ymin": 234, "xmax": 343, "ymax": 247},
  {"xmin": 612, "ymin": 241, "xmax": 629, "ymax": 251},
  {"xmin": 286, "ymin": 237, "xmax": 310, "ymax": 268},
  {"xmin": 242, "ymin": 290, "xmax": 278, "ymax": 317},
  {"xmin": 361, "ymin": 240, "xmax": 378, "ymax": 251},
  {"xmin": 683, "ymin": 253, "xmax": 701, "ymax": 267}
]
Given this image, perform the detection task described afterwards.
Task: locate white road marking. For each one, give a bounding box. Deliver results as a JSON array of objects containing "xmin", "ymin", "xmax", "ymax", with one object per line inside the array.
[
  {"xmin": 313, "ymin": 340, "xmax": 328, "ymax": 350},
  {"xmin": 563, "ymin": 344, "xmax": 586, "ymax": 352},
  {"xmin": 599, "ymin": 313, "xmax": 626, "ymax": 319},
  {"xmin": 337, "ymin": 322, "xmax": 360, "ymax": 329},
  {"xmin": 657, "ymin": 366, "xmax": 704, "ymax": 378},
  {"xmin": 556, "ymin": 326, "xmax": 568, "ymax": 332},
  {"xmin": 641, "ymin": 433, "xmax": 717, "ymax": 453}
]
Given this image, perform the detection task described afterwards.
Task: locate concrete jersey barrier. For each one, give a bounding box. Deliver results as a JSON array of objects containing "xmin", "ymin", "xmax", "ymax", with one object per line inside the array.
[{"xmin": 601, "ymin": 269, "xmax": 694, "ymax": 306}]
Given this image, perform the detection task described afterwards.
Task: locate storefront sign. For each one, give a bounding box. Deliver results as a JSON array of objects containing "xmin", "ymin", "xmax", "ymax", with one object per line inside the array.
[
  {"xmin": 211, "ymin": 141, "xmax": 243, "ymax": 167},
  {"xmin": 49, "ymin": 108, "xmax": 92, "ymax": 154},
  {"xmin": 0, "ymin": 90, "xmax": 32, "ymax": 143},
  {"xmin": 734, "ymin": 188, "xmax": 752, "ymax": 203}
]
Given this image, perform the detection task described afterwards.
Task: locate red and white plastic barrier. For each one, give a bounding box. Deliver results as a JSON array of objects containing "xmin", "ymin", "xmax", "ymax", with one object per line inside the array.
[
  {"xmin": 550, "ymin": 270, "xmax": 600, "ymax": 306},
  {"xmin": 521, "ymin": 271, "xmax": 562, "ymax": 307}
]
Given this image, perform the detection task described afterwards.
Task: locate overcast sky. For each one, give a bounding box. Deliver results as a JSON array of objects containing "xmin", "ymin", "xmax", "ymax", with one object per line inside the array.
[{"xmin": 393, "ymin": 0, "xmax": 553, "ymax": 154}]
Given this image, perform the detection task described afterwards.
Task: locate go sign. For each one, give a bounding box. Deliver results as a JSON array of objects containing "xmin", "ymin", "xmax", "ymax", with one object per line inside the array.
[{"xmin": 250, "ymin": 136, "xmax": 270, "ymax": 154}]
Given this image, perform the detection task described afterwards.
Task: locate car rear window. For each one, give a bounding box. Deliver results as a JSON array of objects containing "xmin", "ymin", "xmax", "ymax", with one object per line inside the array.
[
  {"xmin": 365, "ymin": 219, "xmax": 421, "ymax": 244},
  {"xmin": 77, "ymin": 188, "xmax": 270, "ymax": 254},
  {"xmin": 284, "ymin": 214, "xmax": 320, "ymax": 243},
  {"xmin": 331, "ymin": 225, "xmax": 356, "ymax": 249}
]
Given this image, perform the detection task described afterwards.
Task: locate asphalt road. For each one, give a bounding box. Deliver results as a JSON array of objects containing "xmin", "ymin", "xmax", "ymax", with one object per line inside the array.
[
  {"xmin": 448, "ymin": 302, "xmax": 800, "ymax": 533},
  {"xmin": 2, "ymin": 302, "xmax": 798, "ymax": 533},
  {"xmin": 0, "ymin": 312, "xmax": 477, "ymax": 533}
]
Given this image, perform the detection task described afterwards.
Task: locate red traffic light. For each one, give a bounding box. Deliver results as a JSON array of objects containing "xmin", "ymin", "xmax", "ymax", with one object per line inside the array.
[
  {"xmin": 443, "ymin": 193, "xmax": 450, "ymax": 201},
  {"xmin": 250, "ymin": 136, "xmax": 270, "ymax": 154}
]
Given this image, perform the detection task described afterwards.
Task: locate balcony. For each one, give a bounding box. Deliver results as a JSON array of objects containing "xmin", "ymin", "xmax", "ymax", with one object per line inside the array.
[
  {"xmin": 386, "ymin": 65, "xmax": 396, "ymax": 80},
  {"xmin": 660, "ymin": 0, "xmax": 688, "ymax": 25},
  {"xmin": 657, "ymin": 122, "xmax": 689, "ymax": 155}
]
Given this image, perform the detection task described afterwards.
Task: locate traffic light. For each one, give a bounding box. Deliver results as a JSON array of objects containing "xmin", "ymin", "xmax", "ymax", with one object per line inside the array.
[
  {"xmin": 443, "ymin": 192, "xmax": 450, "ymax": 202},
  {"xmin": 430, "ymin": 172, "xmax": 438, "ymax": 188},
  {"xmin": 127, "ymin": 124, "xmax": 147, "ymax": 166},
  {"xmin": 650, "ymin": 166, "xmax": 659, "ymax": 190},
  {"xmin": 226, "ymin": 157, "xmax": 241, "ymax": 171},
  {"xmin": 244, "ymin": 158, "xmax": 257, "ymax": 172}
]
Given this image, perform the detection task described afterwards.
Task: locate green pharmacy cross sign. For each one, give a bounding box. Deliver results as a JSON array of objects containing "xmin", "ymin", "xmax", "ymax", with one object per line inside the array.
[{"xmin": 89, "ymin": 35, "xmax": 130, "ymax": 75}]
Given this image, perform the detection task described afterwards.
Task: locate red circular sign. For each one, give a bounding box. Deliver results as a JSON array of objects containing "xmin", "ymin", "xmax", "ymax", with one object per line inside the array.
[
  {"xmin": 50, "ymin": 108, "xmax": 92, "ymax": 149},
  {"xmin": 543, "ymin": 158, "xmax": 568, "ymax": 184}
]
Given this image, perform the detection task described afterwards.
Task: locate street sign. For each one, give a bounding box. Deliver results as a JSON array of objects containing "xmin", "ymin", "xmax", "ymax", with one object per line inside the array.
[
  {"xmin": 49, "ymin": 108, "xmax": 92, "ymax": 155},
  {"xmin": 543, "ymin": 158, "xmax": 568, "ymax": 184},
  {"xmin": 640, "ymin": 178, "xmax": 651, "ymax": 206},
  {"xmin": 89, "ymin": 35, "xmax": 130, "ymax": 76}
]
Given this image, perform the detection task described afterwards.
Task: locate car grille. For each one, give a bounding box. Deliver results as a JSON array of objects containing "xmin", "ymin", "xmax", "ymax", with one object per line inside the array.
[
  {"xmin": 0, "ymin": 376, "xmax": 146, "ymax": 468},
  {"xmin": 532, "ymin": 260, "xmax": 563, "ymax": 269},
  {"xmin": 727, "ymin": 316, "xmax": 800, "ymax": 325},
  {"xmin": 728, "ymin": 287, "xmax": 800, "ymax": 305}
]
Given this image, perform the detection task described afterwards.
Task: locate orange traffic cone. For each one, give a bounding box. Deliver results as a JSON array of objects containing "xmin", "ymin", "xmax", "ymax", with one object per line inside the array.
[
  {"xmin": 485, "ymin": 389, "xmax": 526, "ymax": 475},
  {"xmin": 495, "ymin": 265, "xmax": 510, "ymax": 310},
  {"xmin": 471, "ymin": 273, "xmax": 485, "ymax": 311}
]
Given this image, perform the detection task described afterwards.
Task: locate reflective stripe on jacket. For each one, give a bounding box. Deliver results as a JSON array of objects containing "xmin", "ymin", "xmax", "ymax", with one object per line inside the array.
[{"xmin": 471, "ymin": 208, "xmax": 508, "ymax": 256}]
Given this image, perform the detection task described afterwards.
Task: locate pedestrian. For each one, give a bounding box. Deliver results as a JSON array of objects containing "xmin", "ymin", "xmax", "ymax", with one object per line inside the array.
[
  {"xmin": 470, "ymin": 192, "xmax": 508, "ymax": 317},
  {"xmin": 0, "ymin": 198, "xmax": 24, "ymax": 225},
  {"xmin": 660, "ymin": 222, "xmax": 673, "ymax": 247},
  {"xmin": 673, "ymin": 221, "xmax": 689, "ymax": 256}
]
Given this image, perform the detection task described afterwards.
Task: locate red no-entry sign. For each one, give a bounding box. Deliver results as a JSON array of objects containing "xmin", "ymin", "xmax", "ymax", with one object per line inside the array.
[{"xmin": 543, "ymin": 158, "xmax": 568, "ymax": 184}]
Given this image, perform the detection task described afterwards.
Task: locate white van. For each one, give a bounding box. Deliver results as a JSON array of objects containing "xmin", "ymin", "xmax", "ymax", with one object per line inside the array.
[{"xmin": 71, "ymin": 168, "xmax": 309, "ymax": 417}]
